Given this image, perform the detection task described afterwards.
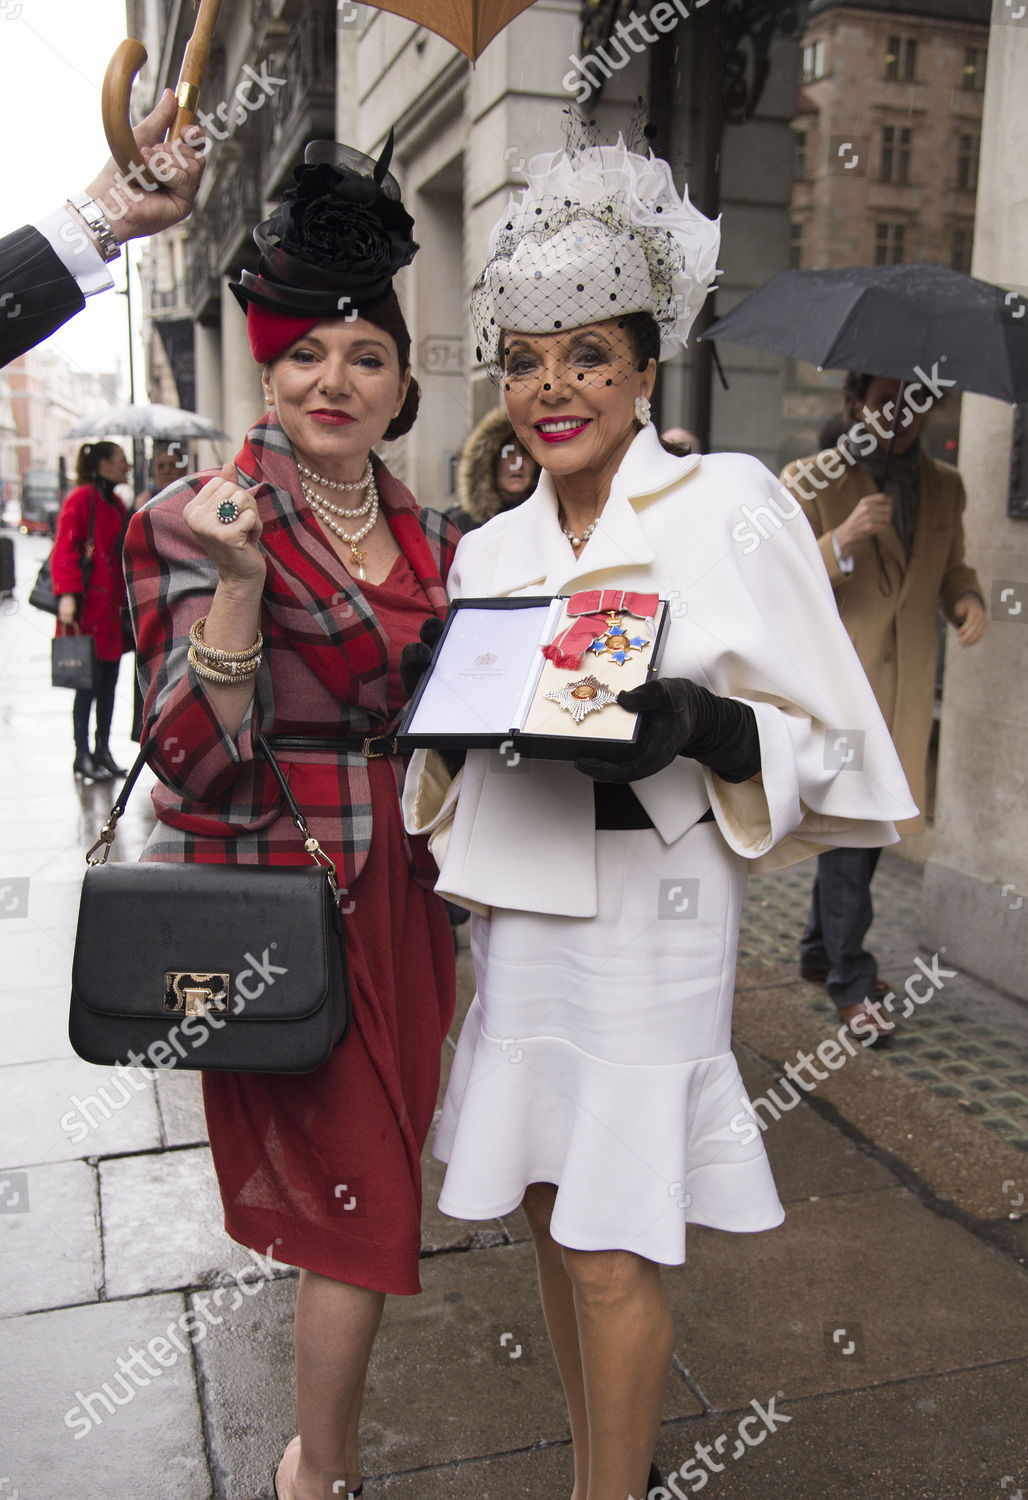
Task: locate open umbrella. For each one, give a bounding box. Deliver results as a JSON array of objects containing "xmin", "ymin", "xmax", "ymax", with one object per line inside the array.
[
  {"xmin": 359, "ymin": 0, "xmax": 539, "ymax": 60},
  {"xmin": 65, "ymin": 403, "xmax": 228, "ymax": 442},
  {"xmin": 703, "ymin": 264, "xmax": 1028, "ymax": 405}
]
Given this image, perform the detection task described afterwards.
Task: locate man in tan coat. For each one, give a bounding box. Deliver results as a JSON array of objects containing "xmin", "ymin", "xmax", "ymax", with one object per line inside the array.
[{"xmin": 781, "ymin": 371, "xmax": 987, "ymax": 1039}]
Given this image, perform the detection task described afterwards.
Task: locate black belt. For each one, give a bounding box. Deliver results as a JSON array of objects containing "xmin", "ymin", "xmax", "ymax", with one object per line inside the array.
[
  {"xmin": 593, "ymin": 781, "xmax": 716, "ymax": 830},
  {"xmin": 264, "ymin": 734, "xmax": 398, "ymax": 759}
]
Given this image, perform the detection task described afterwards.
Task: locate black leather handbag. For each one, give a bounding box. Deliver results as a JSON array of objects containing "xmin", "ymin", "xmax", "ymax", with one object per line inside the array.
[{"xmin": 69, "ymin": 733, "xmax": 351, "ymax": 1074}]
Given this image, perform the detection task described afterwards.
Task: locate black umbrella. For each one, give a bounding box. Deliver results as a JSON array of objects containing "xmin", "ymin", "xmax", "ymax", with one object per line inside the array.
[{"xmin": 702, "ymin": 264, "xmax": 1028, "ymax": 405}]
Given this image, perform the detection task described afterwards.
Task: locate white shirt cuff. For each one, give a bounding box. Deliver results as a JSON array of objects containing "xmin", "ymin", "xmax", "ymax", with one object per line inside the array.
[
  {"xmin": 33, "ymin": 207, "xmax": 115, "ymax": 299},
  {"xmin": 831, "ymin": 531, "xmax": 855, "ymax": 575}
]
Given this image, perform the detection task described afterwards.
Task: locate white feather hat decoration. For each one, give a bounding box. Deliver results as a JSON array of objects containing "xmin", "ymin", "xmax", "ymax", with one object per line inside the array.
[{"xmin": 471, "ymin": 137, "xmax": 721, "ymax": 377}]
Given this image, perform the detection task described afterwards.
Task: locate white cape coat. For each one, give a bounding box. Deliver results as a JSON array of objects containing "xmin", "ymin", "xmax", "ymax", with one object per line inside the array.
[{"xmin": 405, "ymin": 425, "xmax": 917, "ymax": 918}]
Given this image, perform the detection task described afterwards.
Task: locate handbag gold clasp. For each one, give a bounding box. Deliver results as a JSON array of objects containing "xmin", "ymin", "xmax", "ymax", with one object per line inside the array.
[{"xmin": 163, "ymin": 971, "xmax": 231, "ymax": 1017}]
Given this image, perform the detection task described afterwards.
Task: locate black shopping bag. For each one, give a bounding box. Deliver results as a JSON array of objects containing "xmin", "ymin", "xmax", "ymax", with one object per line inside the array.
[{"xmin": 52, "ymin": 628, "xmax": 95, "ymax": 690}]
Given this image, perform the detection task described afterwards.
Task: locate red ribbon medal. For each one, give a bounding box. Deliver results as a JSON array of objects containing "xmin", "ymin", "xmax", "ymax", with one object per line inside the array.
[{"xmin": 541, "ymin": 589, "xmax": 659, "ymax": 670}]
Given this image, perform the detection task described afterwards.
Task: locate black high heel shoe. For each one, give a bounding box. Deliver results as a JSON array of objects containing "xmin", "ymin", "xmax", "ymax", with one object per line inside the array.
[{"xmin": 647, "ymin": 1461, "xmax": 664, "ymax": 1496}]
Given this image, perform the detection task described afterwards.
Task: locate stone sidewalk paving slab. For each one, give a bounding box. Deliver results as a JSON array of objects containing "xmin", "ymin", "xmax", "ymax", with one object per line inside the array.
[
  {"xmin": 0, "ymin": 1294, "xmax": 211, "ymax": 1500},
  {"xmin": 0, "ymin": 1056, "xmax": 161, "ymax": 1167},
  {"xmin": 0, "ymin": 1159, "xmax": 102, "ymax": 1317},
  {"xmin": 651, "ymin": 1358, "xmax": 1028, "ymax": 1500},
  {"xmin": 667, "ymin": 1186, "xmax": 1028, "ymax": 1409},
  {"xmin": 155, "ymin": 1069, "xmax": 210, "ymax": 1149},
  {"xmin": 0, "ymin": 982, "xmax": 75, "ymax": 1066},
  {"xmin": 100, "ymin": 1145, "xmax": 247, "ymax": 1298},
  {"xmin": 196, "ymin": 1240, "xmax": 703, "ymax": 1500}
]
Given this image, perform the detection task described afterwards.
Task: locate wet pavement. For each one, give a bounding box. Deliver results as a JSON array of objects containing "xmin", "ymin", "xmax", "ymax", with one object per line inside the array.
[{"xmin": 0, "ymin": 525, "xmax": 1026, "ymax": 1500}]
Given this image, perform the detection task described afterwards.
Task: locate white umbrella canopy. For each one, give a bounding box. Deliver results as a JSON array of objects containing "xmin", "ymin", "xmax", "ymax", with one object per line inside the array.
[{"xmin": 65, "ymin": 403, "xmax": 229, "ymax": 441}]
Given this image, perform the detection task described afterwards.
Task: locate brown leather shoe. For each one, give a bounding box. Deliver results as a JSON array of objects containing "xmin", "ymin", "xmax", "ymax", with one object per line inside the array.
[
  {"xmin": 801, "ymin": 966, "xmax": 890, "ymax": 999},
  {"xmin": 839, "ymin": 998, "xmax": 894, "ymax": 1043}
]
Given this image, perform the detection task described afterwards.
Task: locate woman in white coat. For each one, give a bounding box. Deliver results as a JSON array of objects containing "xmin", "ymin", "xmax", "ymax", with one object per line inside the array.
[{"xmin": 404, "ymin": 141, "xmax": 916, "ymax": 1500}]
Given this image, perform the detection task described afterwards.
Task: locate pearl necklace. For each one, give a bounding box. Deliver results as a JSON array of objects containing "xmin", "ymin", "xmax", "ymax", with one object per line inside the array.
[
  {"xmin": 561, "ymin": 517, "xmax": 598, "ymax": 549},
  {"xmin": 305, "ymin": 474, "xmax": 380, "ymax": 580},
  {"xmin": 298, "ymin": 458, "xmax": 373, "ymax": 492},
  {"xmin": 300, "ymin": 477, "xmax": 374, "ymax": 520}
]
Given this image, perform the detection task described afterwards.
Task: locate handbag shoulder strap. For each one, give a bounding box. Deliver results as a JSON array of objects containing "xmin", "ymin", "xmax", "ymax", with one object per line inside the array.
[{"xmin": 85, "ymin": 732, "xmax": 341, "ymax": 896}]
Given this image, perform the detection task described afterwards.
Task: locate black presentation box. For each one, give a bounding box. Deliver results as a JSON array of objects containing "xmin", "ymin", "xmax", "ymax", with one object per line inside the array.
[{"xmin": 395, "ymin": 594, "xmax": 670, "ymax": 763}]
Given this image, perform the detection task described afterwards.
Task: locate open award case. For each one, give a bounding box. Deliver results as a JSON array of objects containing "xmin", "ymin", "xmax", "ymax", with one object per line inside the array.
[{"xmin": 396, "ymin": 593, "xmax": 670, "ymax": 762}]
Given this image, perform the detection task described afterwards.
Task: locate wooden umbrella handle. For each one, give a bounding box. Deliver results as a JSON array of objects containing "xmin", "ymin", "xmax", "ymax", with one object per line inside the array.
[
  {"xmin": 101, "ymin": 38, "xmax": 150, "ymax": 179},
  {"xmin": 101, "ymin": 0, "xmax": 221, "ymax": 182}
]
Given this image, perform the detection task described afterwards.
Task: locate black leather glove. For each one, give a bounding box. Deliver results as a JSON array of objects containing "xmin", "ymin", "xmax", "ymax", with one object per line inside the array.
[
  {"xmin": 399, "ymin": 615, "xmax": 445, "ymax": 700},
  {"xmin": 574, "ymin": 677, "xmax": 761, "ymax": 785}
]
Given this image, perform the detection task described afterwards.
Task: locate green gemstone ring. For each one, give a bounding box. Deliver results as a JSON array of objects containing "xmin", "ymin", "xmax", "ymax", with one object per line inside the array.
[{"xmin": 216, "ymin": 498, "xmax": 240, "ymax": 525}]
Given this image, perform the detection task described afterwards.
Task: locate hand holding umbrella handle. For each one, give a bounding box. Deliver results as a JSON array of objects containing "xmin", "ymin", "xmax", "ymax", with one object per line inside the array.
[{"xmin": 101, "ymin": 0, "xmax": 221, "ymax": 182}]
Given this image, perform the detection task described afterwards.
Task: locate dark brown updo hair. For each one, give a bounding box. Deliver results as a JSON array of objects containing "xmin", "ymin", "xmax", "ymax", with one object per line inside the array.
[
  {"xmin": 361, "ymin": 288, "xmax": 420, "ymax": 440},
  {"xmin": 75, "ymin": 441, "xmax": 122, "ymax": 485}
]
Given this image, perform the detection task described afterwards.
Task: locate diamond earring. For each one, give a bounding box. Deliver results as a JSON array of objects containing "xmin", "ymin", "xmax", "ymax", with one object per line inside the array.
[{"xmin": 634, "ymin": 395, "xmax": 652, "ymax": 426}]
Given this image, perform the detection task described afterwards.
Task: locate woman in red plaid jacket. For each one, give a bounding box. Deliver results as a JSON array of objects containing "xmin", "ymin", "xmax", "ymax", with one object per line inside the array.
[{"xmin": 123, "ymin": 141, "xmax": 460, "ymax": 1500}]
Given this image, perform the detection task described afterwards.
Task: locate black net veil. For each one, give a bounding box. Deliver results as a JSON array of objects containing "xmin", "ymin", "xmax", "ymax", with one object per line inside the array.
[{"xmin": 471, "ymin": 132, "xmax": 721, "ymax": 385}]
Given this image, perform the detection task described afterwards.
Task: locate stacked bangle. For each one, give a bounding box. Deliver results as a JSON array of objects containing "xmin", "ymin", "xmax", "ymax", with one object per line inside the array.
[{"xmin": 188, "ymin": 616, "xmax": 263, "ymax": 686}]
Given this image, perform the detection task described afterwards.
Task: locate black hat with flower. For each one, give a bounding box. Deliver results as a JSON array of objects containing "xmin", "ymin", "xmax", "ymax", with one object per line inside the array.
[{"xmin": 231, "ymin": 133, "xmax": 418, "ymax": 340}]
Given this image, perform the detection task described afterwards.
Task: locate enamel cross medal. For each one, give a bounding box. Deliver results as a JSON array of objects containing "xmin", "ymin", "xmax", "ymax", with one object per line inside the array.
[{"xmin": 587, "ymin": 610, "xmax": 650, "ymax": 666}]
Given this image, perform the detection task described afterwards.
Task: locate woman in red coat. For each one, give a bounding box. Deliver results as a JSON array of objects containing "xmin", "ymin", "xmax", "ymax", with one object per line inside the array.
[{"xmin": 51, "ymin": 441, "xmax": 131, "ymax": 780}]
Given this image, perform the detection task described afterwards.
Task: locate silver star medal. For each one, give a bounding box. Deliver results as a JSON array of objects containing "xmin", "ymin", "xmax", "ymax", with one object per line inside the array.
[{"xmin": 544, "ymin": 674, "xmax": 618, "ymax": 725}]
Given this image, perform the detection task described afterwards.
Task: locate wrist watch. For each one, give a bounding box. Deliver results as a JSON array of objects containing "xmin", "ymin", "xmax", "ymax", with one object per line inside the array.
[{"xmin": 67, "ymin": 193, "xmax": 122, "ymax": 264}]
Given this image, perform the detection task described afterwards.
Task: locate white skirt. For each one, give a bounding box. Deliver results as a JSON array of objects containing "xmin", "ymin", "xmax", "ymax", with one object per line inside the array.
[{"xmin": 433, "ymin": 820, "xmax": 785, "ymax": 1264}]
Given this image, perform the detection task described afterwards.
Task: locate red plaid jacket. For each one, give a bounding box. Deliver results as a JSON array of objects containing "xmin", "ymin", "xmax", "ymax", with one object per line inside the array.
[{"xmin": 124, "ymin": 414, "xmax": 459, "ymax": 888}]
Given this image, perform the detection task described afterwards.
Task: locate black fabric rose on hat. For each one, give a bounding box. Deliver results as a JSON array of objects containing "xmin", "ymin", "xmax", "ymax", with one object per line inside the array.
[
  {"xmin": 232, "ymin": 134, "xmax": 419, "ymax": 317},
  {"xmin": 266, "ymin": 159, "xmax": 417, "ymax": 288}
]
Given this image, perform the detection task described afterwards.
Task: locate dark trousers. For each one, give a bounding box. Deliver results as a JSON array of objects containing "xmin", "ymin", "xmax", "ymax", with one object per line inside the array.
[
  {"xmin": 800, "ymin": 845, "xmax": 882, "ymax": 1011},
  {"xmin": 72, "ymin": 658, "xmax": 121, "ymax": 754}
]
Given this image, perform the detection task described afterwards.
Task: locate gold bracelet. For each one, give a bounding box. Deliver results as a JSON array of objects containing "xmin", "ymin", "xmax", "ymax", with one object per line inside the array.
[
  {"xmin": 188, "ymin": 645, "xmax": 262, "ymax": 685},
  {"xmin": 190, "ymin": 616, "xmax": 263, "ymax": 663}
]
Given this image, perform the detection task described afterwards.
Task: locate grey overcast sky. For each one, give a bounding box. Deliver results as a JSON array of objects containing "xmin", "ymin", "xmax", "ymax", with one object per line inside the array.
[{"xmin": 1, "ymin": 0, "xmax": 146, "ymax": 398}]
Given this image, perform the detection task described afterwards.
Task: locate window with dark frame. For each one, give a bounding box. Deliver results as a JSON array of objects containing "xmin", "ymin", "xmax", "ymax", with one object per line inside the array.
[
  {"xmin": 874, "ymin": 222, "xmax": 906, "ymax": 265},
  {"xmin": 789, "ymin": 221, "xmax": 803, "ymax": 269},
  {"xmin": 962, "ymin": 46, "xmax": 986, "ymax": 90},
  {"xmin": 951, "ymin": 225, "xmax": 973, "ymax": 273},
  {"xmin": 794, "ymin": 133, "xmax": 806, "ymax": 181},
  {"xmin": 885, "ymin": 35, "xmax": 917, "ymax": 80},
  {"xmin": 957, "ymin": 133, "xmax": 980, "ymax": 192},
  {"xmin": 880, "ymin": 125, "xmax": 912, "ymax": 183}
]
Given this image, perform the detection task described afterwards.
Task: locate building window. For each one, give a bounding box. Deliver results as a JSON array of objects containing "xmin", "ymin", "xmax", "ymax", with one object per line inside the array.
[
  {"xmin": 962, "ymin": 47, "xmax": 986, "ymax": 90},
  {"xmin": 790, "ymin": 221, "xmax": 804, "ymax": 269},
  {"xmin": 802, "ymin": 40, "xmax": 825, "ymax": 82},
  {"xmin": 885, "ymin": 36, "xmax": 917, "ymax": 81},
  {"xmin": 951, "ymin": 225, "xmax": 973, "ymax": 273},
  {"xmin": 874, "ymin": 222, "xmax": 906, "ymax": 265},
  {"xmin": 957, "ymin": 134, "xmax": 980, "ymax": 191},
  {"xmin": 794, "ymin": 134, "xmax": 807, "ymax": 181},
  {"xmin": 880, "ymin": 126, "xmax": 912, "ymax": 184}
]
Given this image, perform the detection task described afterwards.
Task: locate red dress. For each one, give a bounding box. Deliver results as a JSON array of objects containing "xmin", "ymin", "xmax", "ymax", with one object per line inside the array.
[{"xmin": 201, "ymin": 552, "xmax": 456, "ymax": 1294}]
